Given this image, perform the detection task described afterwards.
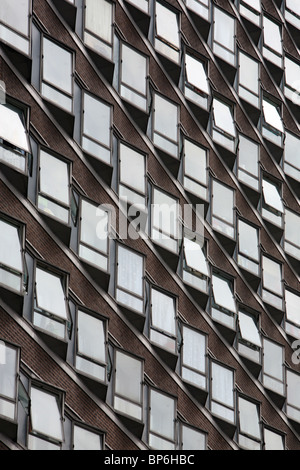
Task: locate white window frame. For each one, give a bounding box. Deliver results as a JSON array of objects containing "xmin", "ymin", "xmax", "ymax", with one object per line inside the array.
[
  {"xmin": 261, "ymin": 177, "xmax": 284, "ymax": 227},
  {"xmin": 237, "ymin": 310, "xmax": 261, "ymax": 364},
  {"xmin": 182, "ymin": 236, "xmax": 209, "ymax": 293},
  {"xmin": 211, "ymin": 97, "xmax": 237, "ymax": 153},
  {"xmin": 211, "ymin": 273, "xmax": 236, "ymax": 330},
  {"xmin": 262, "ymin": 97, "xmax": 284, "ymax": 147}
]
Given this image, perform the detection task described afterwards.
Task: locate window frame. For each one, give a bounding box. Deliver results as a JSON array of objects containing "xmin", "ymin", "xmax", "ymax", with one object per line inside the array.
[
  {"xmin": 180, "ymin": 323, "xmax": 208, "ymax": 392},
  {"xmin": 72, "ymin": 421, "xmax": 105, "ymax": 450},
  {"xmin": 211, "ymin": 96, "xmax": 237, "ymax": 153},
  {"xmin": 261, "ymin": 254, "xmax": 284, "ymax": 311},
  {"xmin": 118, "ymin": 140, "xmax": 147, "ymax": 208},
  {"xmin": 283, "ymin": 130, "xmax": 300, "ymax": 182},
  {"xmin": 239, "ymin": 0, "xmax": 261, "ymax": 27},
  {"xmin": 284, "ymin": 288, "xmax": 300, "ymax": 339},
  {"xmin": 182, "ymin": 136, "xmax": 208, "ymax": 201},
  {"xmin": 261, "ymin": 96, "xmax": 284, "ymax": 147},
  {"xmin": 0, "ymin": 214, "xmax": 25, "ymax": 295},
  {"xmin": 184, "ymin": 50, "xmax": 210, "ymax": 109},
  {"xmin": 83, "ymin": 0, "xmax": 114, "ymax": 61},
  {"xmin": 148, "ymin": 387, "xmax": 177, "ymax": 450},
  {"xmin": 0, "ymin": 339, "xmax": 20, "ymax": 424},
  {"xmin": 262, "ymin": 337, "xmax": 285, "ymax": 397},
  {"xmin": 237, "ymin": 395, "xmax": 262, "ymax": 450},
  {"xmin": 285, "ymin": 0, "xmax": 300, "ymax": 29},
  {"xmin": 154, "ymin": 0, "xmax": 181, "ymax": 64},
  {"xmin": 152, "ymin": 92, "xmax": 180, "ymax": 159},
  {"xmin": 284, "ymin": 207, "xmax": 300, "ymax": 261},
  {"xmin": 286, "ymin": 369, "xmax": 300, "ymax": 424},
  {"xmin": 261, "ymin": 176, "xmax": 284, "ymax": 227},
  {"xmin": 179, "ymin": 422, "xmax": 207, "ymax": 451},
  {"xmin": 211, "ymin": 271, "xmax": 237, "ymax": 331},
  {"xmin": 237, "ymin": 133, "xmax": 260, "ymax": 191},
  {"xmin": 262, "ymin": 15, "xmax": 283, "ymax": 68},
  {"xmin": 212, "ymin": 5, "xmax": 236, "ymax": 66},
  {"xmin": 237, "ymin": 309, "xmax": 262, "ymax": 364},
  {"xmin": 211, "ymin": 178, "xmax": 235, "ymax": 239},
  {"xmin": 182, "ymin": 234, "xmax": 210, "ymax": 293},
  {"xmin": 149, "ymin": 285, "xmax": 178, "ymax": 355},
  {"xmin": 237, "ymin": 217, "xmax": 260, "ymax": 276},
  {"xmin": 0, "ymin": 0, "xmax": 32, "ymax": 56},
  {"xmin": 209, "ymin": 359, "xmax": 235, "ymax": 425},
  {"xmin": 238, "ymin": 49, "xmax": 260, "ymax": 108}
]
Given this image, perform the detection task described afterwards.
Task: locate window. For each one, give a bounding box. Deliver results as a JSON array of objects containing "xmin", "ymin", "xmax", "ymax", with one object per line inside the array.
[
  {"xmin": 79, "ymin": 199, "xmax": 109, "ymax": 272},
  {"xmin": 84, "ymin": 0, "xmax": 113, "ymax": 60},
  {"xmin": 285, "ymin": 289, "xmax": 300, "ymax": 339},
  {"xmin": 41, "ymin": 37, "xmax": 73, "ymax": 113},
  {"xmin": 263, "ymin": 338, "xmax": 285, "ymax": 396},
  {"xmin": 115, "ymin": 244, "xmax": 144, "ymax": 315},
  {"xmin": 237, "ymin": 134, "xmax": 260, "ymax": 191},
  {"xmin": 284, "ymin": 131, "xmax": 300, "ymax": 182},
  {"xmin": 264, "ymin": 427, "xmax": 285, "ymax": 450},
  {"xmin": 284, "ymin": 56, "xmax": 300, "ymax": 102},
  {"xmin": 238, "ymin": 396, "xmax": 261, "ymax": 450},
  {"xmin": 237, "ymin": 219, "xmax": 260, "ymax": 276},
  {"xmin": 239, "ymin": 0, "xmax": 261, "ymax": 26},
  {"xmin": 262, "ymin": 98, "xmax": 284, "ymax": 146},
  {"xmin": 152, "ymin": 93, "xmax": 179, "ymax": 158},
  {"xmin": 180, "ymin": 423, "xmax": 206, "ymax": 450},
  {"xmin": 114, "ymin": 350, "xmax": 143, "ymax": 422},
  {"xmin": 210, "ymin": 361, "xmax": 235, "ymax": 424},
  {"xmin": 119, "ymin": 43, "xmax": 148, "ymax": 112},
  {"xmin": 262, "ymin": 16, "xmax": 283, "ymax": 67},
  {"xmin": 181, "ymin": 324, "xmax": 207, "ymax": 391},
  {"xmin": 182, "ymin": 138, "xmax": 208, "ymax": 200},
  {"xmin": 0, "ymin": 341, "xmax": 18, "ymax": 422},
  {"xmin": 127, "ymin": 0, "xmax": 149, "ymax": 14},
  {"xmin": 149, "ymin": 389, "xmax": 176, "ymax": 450},
  {"xmin": 182, "ymin": 236, "xmax": 209, "ymax": 292},
  {"xmin": 286, "ymin": 369, "xmax": 300, "ymax": 424},
  {"xmin": 154, "ymin": 2, "xmax": 180, "ymax": 64},
  {"xmin": 28, "ymin": 385, "xmax": 64, "ymax": 450},
  {"xmin": 73, "ymin": 424, "xmax": 104, "ymax": 450},
  {"xmin": 0, "ymin": 217, "xmax": 24, "ymax": 293},
  {"xmin": 212, "ymin": 7, "xmax": 236, "ymax": 66},
  {"xmin": 211, "ymin": 97, "xmax": 237, "ymax": 152},
  {"xmin": 261, "ymin": 177, "xmax": 284, "ymax": 227},
  {"xmin": 151, "ymin": 187, "xmax": 179, "ymax": 253},
  {"xmin": 285, "ymin": 0, "xmax": 300, "ymax": 29},
  {"xmin": 261, "ymin": 255, "xmax": 283, "ymax": 310},
  {"xmin": 0, "ymin": 0, "xmax": 31, "ymax": 55},
  {"xmin": 118, "ymin": 142, "xmax": 146, "ymax": 207},
  {"xmin": 81, "ymin": 91, "xmax": 112, "ymax": 165},
  {"xmin": 211, "ymin": 273, "xmax": 236, "ymax": 330},
  {"xmin": 0, "ymin": 103, "xmax": 31, "ymax": 173},
  {"xmin": 33, "ymin": 265, "xmax": 69, "ymax": 340},
  {"xmin": 75, "ymin": 309, "xmax": 107, "ymax": 383},
  {"xmin": 238, "ymin": 51, "xmax": 260, "ymax": 108},
  {"xmin": 184, "ymin": 52, "xmax": 209, "ymax": 108},
  {"xmin": 37, "ymin": 149, "xmax": 71, "ymax": 225},
  {"xmin": 237, "ymin": 310, "xmax": 261, "ymax": 364},
  {"xmin": 284, "ymin": 208, "xmax": 300, "ymax": 260},
  {"xmin": 185, "ymin": 0, "xmax": 209, "ymax": 22},
  {"xmin": 211, "ymin": 180, "xmax": 235, "ymax": 239},
  {"xmin": 150, "ymin": 287, "xmax": 177, "ymax": 354}
]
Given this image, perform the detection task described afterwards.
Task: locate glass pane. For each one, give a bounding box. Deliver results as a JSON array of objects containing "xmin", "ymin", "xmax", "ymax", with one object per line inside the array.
[
  {"xmin": 239, "ymin": 311, "xmax": 261, "ymax": 347},
  {"xmin": 211, "ymin": 362, "xmax": 234, "ymax": 408},
  {"xmin": 214, "ymin": 7, "xmax": 235, "ymax": 51},
  {"xmin": 150, "ymin": 390, "xmax": 175, "ymax": 441},
  {"xmin": 285, "ymin": 132, "xmax": 300, "ymax": 169},
  {"xmin": 285, "ymin": 290, "xmax": 300, "ymax": 326},
  {"xmin": 80, "ymin": 200, "xmax": 108, "ymax": 254},
  {"xmin": 0, "ymin": 343, "xmax": 17, "ymax": 400},
  {"xmin": 286, "ymin": 370, "xmax": 300, "ymax": 409},
  {"xmin": 264, "ymin": 429, "xmax": 284, "ymax": 450},
  {"xmin": 212, "ymin": 180, "xmax": 234, "ymax": 224},
  {"xmin": 35, "ymin": 268, "xmax": 67, "ymax": 320},
  {"xmin": 119, "ymin": 144, "xmax": 145, "ymax": 195},
  {"xmin": 115, "ymin": 351, "xmax": 142, "ymax": 403},
  {"xmin": 238, "ymin": 220, "xmax": 259, "ymax": 261},
  {"xmin": 154, "ymin": 94, "xmax": 178, "ymax": 142},
  {"xmin": 151, "ymin": 288, "xmax": 176, "ymax": 336},
  {"xmin": 184, "ymin": 238, "xmax": 209, "ymax": 276},
  {"xmin": 117, "ymin": 245, "xmax": 143, "ymax": 297},
  {"xmin": 83, "ymin": 93, "xmax": 111, "ymax": 148},
  {"xmin": 238, "ymin": 135, "xmax": 259, "ymax": 177},
  {"xmin": 262, "ymin": 99, "xmax": 284, "ymax": 133},
  {"xmin": 285, "ymin": 56, "xmax": 300, "ymax": 89},
  {"xmin": 77, "ymin": 310, "xmax": 105, "ymax": 363},
  {"xmin": 263, "ymin": 16, "xmax": 282, "ymax": 54},
  {"xmin": 40, "ymin": 150, "xmax": 69, "ymax": 205},
  {"xmin": 239, "ymin": 51, "xmax": 259, "ymax": 94},
  {"xmin": 242, "ymin": 0, "xmax": 261, "ymax": 12},
  {"xmin": 262, "ymin": 256, "xmax": 282, "ymax": 295},
  {"xmin": 0, "ymin": 220, "xmax": 22, "ymax": 272},
  {"xmin": 30, "ymin": 387, "xmax": 63, "ymax": 441},
  {"xmin": 285, "ymin": 209, "xmax": 300, "ymax": 248},
  {"xmin": 182, "ymin": 326, "xmax": 206, "ymax": 374},
  {"xmin": 73, "ymin": 426, "xmax": 102, "ymax": 450},
  {"xmin": 28, "ymin": 434, "xmax": 60, "ymax": 450},
  {"xmin": 262, "ymin": 179, "xmax": 284, "ymax": 213},
  {"xmin": 286, "ymin": 0, "xmax": 300, "ymax": 15},
  {"xmin": 43, "ymin": 38, "xmax": 72, "ymax": 95},
  {"xmin": 121, "ymin": 44, "xmax": 146, "ymax": 96},
  {"xmin": 185, "ymin": 54, "xmax": 209, "ymax": 94},
  {"xmin": 181, "ymin": 425, "xmax": 206, "ymax": 450},
  {"xmin": 0, "ymin": 0, "xmax": 29, "ymax": 36},
  {"xmin": 263, "ymin": 339, "xmax": 283, "ymax": 381},
  {"xmin": 85, "ymin": 0, "xmax": 112, "ymax": 44},
  {"xmin": 156, "ymin": 2, "xmax": 179, "ymax": 49},
  {"xmin": 0, "ymin": 105, "xmax": 30, "ymax": 152},
  {"xmin": 184, "ymin": 139, "xmax": 207, "ymax": 185},
  {"xmin": 213, "ymin": 98, "xmax": 236, "ymax": 137},
  {"xmin": 152, "ymin": 188, "xmax": 178, "ymax": 238},
  {"xmin": 212, "ymin": 274, "xmax": 236, "ymax": 313},
  {"xmin": 238, "ymin": 397, "xmax": 260, "ymax": 439}
]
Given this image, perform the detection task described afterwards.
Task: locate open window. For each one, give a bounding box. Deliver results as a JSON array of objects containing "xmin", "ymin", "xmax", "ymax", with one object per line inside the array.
[
  {"xmin": 211, "ymin": 273, "xmax": 236, "ymax": 334},
  {"xmin": 182, "ymin": 137, "xmax": 208, "ymax": 202},
  {"xmin": 261, "ymin": 177, "xmax": 284, "ymax": 228},
  {"xmin": 237, "ymin": 134, "xmax": 260, "ymax": 192},
  {"xmin": 284, "ymin": 131, "xmax": 300, "ymax": 184},
  {"xmin": 262, "ymin": 16, "xmax": 283, "ymax": 68},
  {"xmin": 180, "ymin": 324, "xmax": 207, "ymax": 394},
  {"xmin": 0, "ymin": 340, "xmax": 19, "ymax": 439},
  {"xmin": 237, "ymin": 219, "xmax": 260, "ymax": 278},
  {"xmin": 210, "ymin": 361, "xmax": 235, "ymax": 431},
  {"xmin": 151, "ymin": 187, "xmax": 179, "ymax": 255},
  {"xmin": 284, "ymin": 55, "xmax": 300, "ymax": 103},
  {"xmin": 182, "ymin": 236, "xmax": 209, "ymax": 294},
  {"xmin": 0, "ymin": 216, "xmax": 25, "ymax": 296},
  {"xmin": 237, "ymin": 310, "xmax": 261, "ymax": 367},
  {"xmin": 238, "ymin": 50, "xmax": 260, "ymax": 108},
  {"xmin": 286, "ymin": 369, "xmax": 300, "ymax": 425},
  {"xmin": 185, "ymin": 0, "xmax": 210, "ymax": 22},
  {"xmin": 211, "ymin": 97, "xmax": 237, "ymax": 154},
  {"xmin": 148, "ymin": 388, "xmax": 176, "ymax": 450},
  {"xmin": 284, "ymin": 208, "xmax": 300, "ymax": 261},
  {"xmin": 285, "ymin": 0, "xmax": 300, "ymax": 30},
  {"xmin": 0, "ymin": 0, "xmax": 31, "ymax": 56},
  {"xmin": 263, "ymin": 426, "xmax": 285, "ymax": 450},
  {"xmin": 261, "ymin": 255, "xmax": 283, "ymax": 313},
  {"xmin": 262, "ymin": 97, "xmax": 284, "ymax": 147},
  {"xmin": 211, "ymin": 179, "xmax": 235, "ymax": 239},
  {"xmin": 238, "ymin": 396, "xmax": 261, "ymax": 450},
  {"xmin": 149, "ymin": 287, "xmax": 177, "ymax": 359},
  {"xmin": 83, "ymin": 0, "xmax": 113, "ymax": 61},
  {"xmin": 154, "ymin": 1, "xmax": 180, "ymax": 64},
  {"xmin": 212, "ymin": 6, "xmax": 236, "ymax": 66},
  {"xmin": 285, "ymin": 289, "xmax": 300, "ymax": 339},
  {"xmin": 152, "ymin": 93, "xmax": 179, "ymax": 160},
  {"xmin": 184, "ymin": 52, "xmax": 209, "ymax": 110},
  {"xmin": 118, "ymin": 142, "xmax": 147, "ymax": 208},
  {"xmin": 263, "ymin": 338, "xmax": 285, "ymax": 404}
]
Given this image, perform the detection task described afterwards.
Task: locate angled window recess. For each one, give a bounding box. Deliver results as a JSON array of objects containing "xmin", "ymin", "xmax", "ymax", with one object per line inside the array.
[
  {"xmin": 285, "ymin": 0, "xmax": 300, "ymax": 29},
  {"xmin": 154, "ymin": 1, "xmax": 180, "ymax": 64},
  {"xmin": 285, "ymin": 289, "xmax": 300, "ymax": 340},
  {"xmin": 286, "ymin": 369, "xmax": 300, "ymax": 424},
  {"xmin": 185, "ymin": 0, "xmax": 209, "ymax": 22},
  {"xmin": 28, "ymin": 385, "xmax": 64, "ymax": 450},
  {"xmin": 261, "ymin": 177, "xmax": 284, "ymax": 227},
  {"xmin": 284, "ymin": 55, "xmax": 300, "ymax": 102},
  {"xmin": 261, "ymin": 255, "xmax": 283, "ymax": 311},
  {"xmin": 79, "ymin": 198, "xmax": 109, "ymax": 273},
  {"xmin": 0, "ymin": 0, "xmax": 31, "ymax": 55},
  {"xmin": 237, "ymin": 219, "xmax": 260, "ymax": 276},
  {"xmin": 149, "ymin": 389, "xmax": 176, "ymax": 450},
  {"xmin": 212, "ymin": 6, "xmax": 236, "ymax": 66},
  {"xmin": 238, "ymin": 397, "xmax": 261, "ymax": 450},
  {"xmin": 75, "ymin": 309, "xmax": 107, "ymax": 383},
  {"xmin": 284, "ymin": 208, "xmax": 300, "ymax": 260},
  {"xmin": 239, "ymin": 0, "xmax": 261, "ymax": 26},
  {"xmin": 263, "ymin": 338, "xmax": 285, "ymax": 397},
  {"xmin": 0, "ymin": 217, "xmax": 24, "ymax": 294},
  {"xmin": 262, "ymin": 16, "xmax": 283, "ymax": 68},
  {"xmin": 82, "ymin": 91, "xmax": 112, "ymax": 165},
  {"xmin": 84, "ymin": 0, "xmax": 113, "ymax": 60},
  {"xmin": 182, "ymin": 236, "xmax": 209, "ymax": 293},
  {"xmin": 181, "ymin": 324, "xmax": 207, "ymax": 392},
  {"xmin": 151, "ymin": 187, "xmax": 179, "ymax": 254},
  {"xmin": 0, "ymin": 341, "xmax": 19, "ymax": 425},
  {"xmin": 0, "ymin": 103, "xmax": 31, "ymax": 173},
  {"xmin": 262, "ymin": 98, "xmax": 284, "ymax": 147},
  {"xmin": 41, "ymin": 37, "xmax": 73, "ymax": 113},
  {"xmin": 113, "ymin": 350, "xmax": 143, "ymax": 423},
  {"xmin": 237, "ymin": 135, "xmax": 260, "ymax": 191},
  {"xmin": 264, "ymin": 427, "xmax": 285, "ymax": 450},
  {"xmin": 115, "ymin": 244, "xmax": 145, "ymax": 316},
  {"xmin": 238, "ymin": 51, "xmax": 260, "ymax": 108},
  {"xmin": 237, "ymin": 310, "xmax": 261, "ymax": 364},
  {"xmin": 212, "ymin": 97, "xmax": 237, "ymax": 153},
  {"xmin": 210, "ymin": 361, "xmax": 235, "ymax": 425},
  {"xmin": 184, "ymin": 53, "xmax": 209, "ymax": 109},
  {"xmin": 150, "ymin": 287, "xmax": 177, "ymax": 355},
  {"xmin": 152, "ymin": 93, "xmax": 179, "ymax": 159},
  {"xmin": 180, "ymin": 424, "xmax": 206, "ymax": 451},
  {"xmin": 183, "ymin": 138, "xmax": 208, "ymax": 201},
  {"xmin": 211, "ymin": 273, "xmax": 236, "ymax": 330},
  {"xmin": 119, "ymin": 43, "xmax": 148, "ymax": 112},
  {"xmin": 73, "ymin": 424, "xmax": 104, "ymax": 450},
  {"xmin": 119, "ymin": 142, "xmax": 146, "ymax": 208},
  {"xmin": 37, "ymin": 149, "xmax": 71, "ymax": 225},
  {"xmin": 33, "ymin": 265, "xmax": 70, "ymax": 341},
  {"xmin": 211, "ymin": 180, "xmax": 235, "ymax": 239},
  {"xmin": 284, "ymin": 131, "xmax": 300, "ymax": 182}
]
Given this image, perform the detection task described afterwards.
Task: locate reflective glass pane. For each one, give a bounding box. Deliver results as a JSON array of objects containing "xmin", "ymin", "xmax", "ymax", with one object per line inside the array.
[
  {"xmin": 214, "ymin": 7, "xmax": 235, "ymax": 51},
  {"xmin": 286, "ymin": 370, "xmax": 300, "ymax": 410},
  {"xmin": 80, "ymin": 200, "xmax": 108, "ymax": 254},
  {"xmin": 0, "ymin": 105, "xmax": 30, "ymax": 152},
  {"xmin": 211, "ymin": 362, "xmax": 234, "ymax": 408},
  {"xmin": 184, "ymin": 238, "xmax": 209, "ymax": 276},
  {"xmin": 185, "ymin": 54, "xmax": 209, "ymax": 94},
  {"xmin": 43, "ymin": 38, "xmax": 72, "ymax": 94},
  {"xmin": 152, "ymin": 188, "xmax": 178, "ymax": 238},
  {"xmin": 0, "ymin": 220, "xmax": 22, "ymax": 272},
  {"xmin": 285, "ymin": 56, "xmax": 300, "ymax": 89},
  {"xmin": 35, "ymin": 268, "xmax": 67, "ymax": 320},
  {"xmin": 156, "ymin": 2, "xmax": 179, "ymax": 49},
  {"xmin": 181, "ymin": 425, "xmax": 206, "ymax": 450},
  {"xmin": 150, "ymin": 390, "xmax": 175, "ymax": 441},
  {"xmin": 77, "ymin": 310, "xmax": 105, "ymax": 363},
  {"xmin": 285, "ymin": 209, "xmax": 300, "ymax": 248},
  {"xmin": 212, "ymin": 274, "xmax": 236, "ymax": 313},
  {"xmin": 262, "ymin": 256, "xmax": 282, "ymax": 294},
  {"xmin": 115, "ymin": 351, "xmax": 142, "ymax": 403},
  {"xmin": 83, "ymin": 93, "xmax": 111, "ymax": 147},
  {"xmin": 238, "ymin": 311, "xmax": 261, "ymax": 347},
  {"xmin": 121, "ymin": 44, "xmax": 146, "ymax": 96},
  {"xmin": 154, "ymin": 95, "xmax": 178, "ymax": 142},
  {"xmin": 286, "ymin": 0, "xmax": 300, "ymax": 15},
  {"xmin": 238, "ymin": 220, "xmax": 259, "ymax": 261},
  {"xmin": 238, "ymin": 135, "xmax": 259, "ymax": 177},
  {"xmin": 39, "ymin": 150, "xmax": 69, "ymax": 205},
  {"xmin": 182, "ymin": 325, "xmax": 206, "ymax": 374},
  {"xmin": 264, "ymin": 429, "xmax": 284, "ymax": 450},
  {"xmin": 184, "ymin": 139, "xmax": 207, "ymax": 185},
  {"xmin": 151, "ymin": 288, "xmax": 176, "ymax": 335},
  {"xmin": 263, "ymin": 16, "xmax": 282, "ymax": 54},
  {"xmin": 30, "ymin": 387, "xmax": 63, "ymax": 441},
  {"xmin": 285, "ymin": 290, "xmax": 300, "ymax": 326},
  {"xmin": 212, "ymin": 180, "xmax": 234, "ymax": 224},
  {"xmin": 262, "ymin": 99, "xmax": 284, "ymax": 133},
  {"xmin": 119, "ymin": 144, "xmax": 145, "ymax": 195},
  {"xmin": 0, "ymin": 0, "xmax": 29, "ymax": 36},
  {"xmin": 285, "ymin": 132, "xmax": 300, "ymax": 170},
  {"xmin": 85, "ymin": 0, "xmax": 112, "ymax": 44},
  {"xmin": 238, "ymin": 397, "xmax": 260, "ymax": 439},
  {"xmin": 242, "ymin": 0, "xmax": 261, "ymax": 12},
  {"xmin": 263, "ymin": 338, "xmax": 283, "ymax": 381},
  {"xmin": 0, "ymin": 343, "xmax": 17, "ymax": 400},
  {"xmin": 239, "ymin": 51, "xmax": 259, "ymax": 94},
  {"xmin": 213, "ymin": 98, "xmax": 236, "ymax": 137},
  {"xmin": 117, "ymin": 245, "xmax": 143, "ymax": 297},
  {"xmin": 73, "ymin": 425, "xmax": 102, "ymax": 450},
  {"xmin": 262, "ymin": 179, "xmax": 284, "ymax": 213}
]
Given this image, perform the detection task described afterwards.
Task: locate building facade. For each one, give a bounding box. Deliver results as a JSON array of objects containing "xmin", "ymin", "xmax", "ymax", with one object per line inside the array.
[{"xmin": 0, "ymin": 0, "xmax": 299, "ymax": 450}]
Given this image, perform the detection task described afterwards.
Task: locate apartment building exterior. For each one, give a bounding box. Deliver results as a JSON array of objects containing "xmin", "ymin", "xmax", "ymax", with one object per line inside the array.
[{"xmin": 0, "ymin": 0, "xmax": 299, "ymax": 451}]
